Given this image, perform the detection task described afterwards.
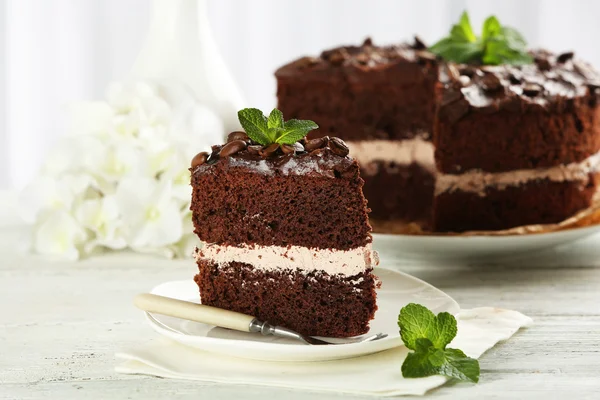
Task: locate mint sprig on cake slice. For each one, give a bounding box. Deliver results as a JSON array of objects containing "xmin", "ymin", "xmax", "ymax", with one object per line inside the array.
[
  {"xmin": 429, "ymin": 11, "xmax": 533, "ymax": 65},
  {"xmin": 238, "ymin": 108, "xmax": 318, "ymax": 145},
  {"xmin": 398, "ymin": 303, "xmax": 480, "ymax": 383}
]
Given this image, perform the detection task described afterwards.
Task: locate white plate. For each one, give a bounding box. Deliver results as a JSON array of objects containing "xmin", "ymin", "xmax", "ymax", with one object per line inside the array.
[
  {"xmin": 373, "ymin": 224, "xmax": 600, "ymax": 262},
  {"xmin": 145, "ymin": 268, "xmax": 459, "ymax": 362}
]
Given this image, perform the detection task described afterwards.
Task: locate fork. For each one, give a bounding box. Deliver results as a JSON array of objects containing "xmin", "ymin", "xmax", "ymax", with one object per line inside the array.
[{"xmin": 134, "ymin": 293, "xmax": 388, "ymax": 345}]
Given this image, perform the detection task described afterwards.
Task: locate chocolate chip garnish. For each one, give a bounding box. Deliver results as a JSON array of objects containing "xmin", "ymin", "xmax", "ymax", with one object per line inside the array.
[
  {"xmin": 259, "ymin": 143, "xmax": 280, "ymax": 158},
  {"xmin": 557, "ymin": 51, "xmax": 574, "ymax": 64},
  {"xmin": 304, "ymin": 136, "xmax": 329, "ymax": 151},
  {"xmin": 279, "ymin": 142, "xmax": 305, "ymax": 155},
  {"xmin": 439, "ymin": 90, "xmax": 470, "ymax": 124},
  {"xmin": 416, "ymin": 50, "xmax": 437, "ymax": 62},
  {"xmin": 440, "ymin": 89, "xmax": 463, "ymax": 107},
  {"xmin": 219, "ymin": 140, "xmax": 247, "ymax": 157},
  {"xmin": 508, "ymin": 73, "xmax": 521, "ymax": 85},
  {"xmin": 446, "ymin": 64, "xmax": 461, "ymax": 82},
  {"xmin": 246, "ymin": 145, "xmax": 263, "ymax": 154},
  {"xmin": 280, "ymin": 144, "xmax": 295, "ymax": 155},
  {"xmin": 523, "ymin": 83, "xmax": 542, "ymax": 97},
  {"xmin": 458, "ymin": 66, "xmax": 476, "ymax": 77},
  {"xmin": 329, "ymin": 137, "xmax": 350, "ymax": 157},
  {"xmin": 413, "ymin": 36, "xmax": 426, "ymax": 50},
  {"xmin": 587, "ymin": 81, "xmax": 600, "ymax": 93},
  {"xmin": 362, "ymin": 37, "xmax": 373, "ymax": 47},
  {"xmin": 355, "ymin": 53, "xmax": 370, "ymax": 65},
  {"xmin": 191, "ymin": 151, "xmax": 209, "ymax": 168},
  {"xmin": 227, "ymin": 131, "xmax": 249, "ymax": 143},
  {"xmin": 328, "ymin": 49, "xmax": 349, "ymax": 66},
  {"xmin": 535, "ymin": 57, "xmax": 552, "ymax": 71},
  {"xmin": 296, "ymin": 56, "xmax": 320, "ymax": 69},
  {"xmin": 481, "ymin": 73, "xmax": 502, "ymax": 92}
]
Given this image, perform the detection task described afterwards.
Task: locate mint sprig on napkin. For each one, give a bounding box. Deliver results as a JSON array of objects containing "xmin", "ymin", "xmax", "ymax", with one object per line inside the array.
[
  {"xmin": 429, "ymin": 11, "xmax": 532, "ymax": 65},
  {"xmin": 398, "ymin": 303, "xmax": 480, "ymax": 383},
  {"xmin": 237, "ymin": 108, "xmax": 318, "ymax": 146}
]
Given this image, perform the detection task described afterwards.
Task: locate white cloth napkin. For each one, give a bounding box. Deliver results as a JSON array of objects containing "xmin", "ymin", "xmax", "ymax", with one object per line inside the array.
[{"xmin": 115, "ymin": 308, "xmax": 532, "ymax": 397}]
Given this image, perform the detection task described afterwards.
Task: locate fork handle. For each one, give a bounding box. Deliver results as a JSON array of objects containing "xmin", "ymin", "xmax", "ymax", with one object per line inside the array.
[{"xmin": 134, "ymin": 293, "xmax": 256, "ymax": 332}]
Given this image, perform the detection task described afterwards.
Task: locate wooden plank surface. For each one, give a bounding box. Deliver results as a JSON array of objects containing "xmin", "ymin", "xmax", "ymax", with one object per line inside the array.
[{"xmin": 2, "ymin": 194, "xmax": 600, "ymax": 399}]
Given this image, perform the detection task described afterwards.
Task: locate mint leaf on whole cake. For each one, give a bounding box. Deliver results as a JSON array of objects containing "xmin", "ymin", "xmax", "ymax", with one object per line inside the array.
[
  {"xmin": 429, "ymin": 11, "xmax": 533, "ymax": 65},
  {"xmin": 190, "ymin": 108, "xmax": 379, "ymax": 337}
]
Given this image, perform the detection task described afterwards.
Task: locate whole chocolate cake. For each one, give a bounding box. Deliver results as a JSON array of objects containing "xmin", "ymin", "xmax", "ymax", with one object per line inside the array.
[
  {"xmin": 276, "ymin": 17, "xmax": 600, "ymax": 233},
  {"xmin": 190, "ymin": 109, "xmax": 379, "ymax": 337}
]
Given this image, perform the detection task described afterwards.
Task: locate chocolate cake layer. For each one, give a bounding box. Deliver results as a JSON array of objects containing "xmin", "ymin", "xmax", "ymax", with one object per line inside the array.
[
  {"xmin": 276, "ymin": 39, "xmax": 439, "ymax": 141},
  {"xmin": 361, "ymin": 161, "xmax": 434, "ymax": 224},
  {"xmin": 195, "ymin": 259, "xmax": 378, "ymax": 337},
  {"xmin": 191, "ymin": 148, "xmax": 371, "ymax": 250},
  {"xmin": 435, "ymin": 52, "xmax": 600, "ymax": 173},
  {"xmin": 434, "ymin": 172, "xmax": 600, "ymax": 232}
]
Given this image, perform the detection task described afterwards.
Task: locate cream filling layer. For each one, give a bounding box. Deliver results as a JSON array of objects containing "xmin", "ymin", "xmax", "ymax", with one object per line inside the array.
[
  {"xmin": 436, "ymin": 151, "xmax": 600, "ymax": 196},
  {"xmin": 347, "ymin": 137, "xmax": 435, "ymax": 170},
  {"xmin": 195, "ymin": 243, "xmax": 378, "ymax": 277}
]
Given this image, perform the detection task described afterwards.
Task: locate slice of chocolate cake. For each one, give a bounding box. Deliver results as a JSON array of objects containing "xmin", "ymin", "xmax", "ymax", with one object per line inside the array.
[{"xmin": 190, "ymin": 108, "xmax": 379, "ymax": 337}]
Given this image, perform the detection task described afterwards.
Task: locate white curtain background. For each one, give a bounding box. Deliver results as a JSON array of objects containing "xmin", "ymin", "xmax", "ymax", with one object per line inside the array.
[{"xmin": 1, "ymin": 0, "xmax": 600, "ymax": 189}]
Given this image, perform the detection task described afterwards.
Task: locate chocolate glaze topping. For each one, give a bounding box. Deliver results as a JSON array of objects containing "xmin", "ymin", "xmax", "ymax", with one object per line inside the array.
[
  {"xmin": 276, "ymin": 38, "xmax": 600, "ymax": 124},
  {"xmin": 191, "ymin": 134, "xmax": 355, "ymax": 178},
  {"xmin": 275, "ymin": 37, "xmax": 439, "ymax": 78},
  {"xmin": 438, "ymin": 49, "xmax": 600, "ymax": 123}
]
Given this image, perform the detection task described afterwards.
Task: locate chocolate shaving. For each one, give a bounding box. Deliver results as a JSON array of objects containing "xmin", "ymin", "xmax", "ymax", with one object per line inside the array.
[
  {"xmin": 557, "ymin": 51, "xmax": 574, "ymax": 64},
  {"xmin": 481, "ymin": 73, "xmax": 503, "ymax": 92},
  {"xmin": 523, "ymin": 83, "xmax": 542, "ymax": 97},
  {"xmin": 535, "ymin": 56, "xmax": 552, "ymax": 71},
  {"xmin": 413, "ymin": 36, "xmax": 426, "ymax": 50}
]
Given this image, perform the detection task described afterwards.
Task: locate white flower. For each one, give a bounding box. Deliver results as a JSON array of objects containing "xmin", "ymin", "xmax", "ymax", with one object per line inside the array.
[
  {"xmin": 107, "ymin": 81, "xmax": 172, "ymax": 128},
  {"xmin": 115, "ymin": 178, "xmax": 183, "ymax": 248},
  {"xmin": 21, "ymin": 79, "xmax": 225, "ymax": 261},
  {"xmin": 169, "ymin": 101, "xmax": 224, "ymax": 151},
  {"xmin": 19, "ymin": 174, "xmax": 95, "ymax": 224},
  {"xmin": 75, "ymin": 196, "xmax": 127, "ymax": 253},
  {"xmin": 92, "ymin": 142, "xmax": 149, "ymax": 186},
  {"xmin": 33, "ymin": 211, "xmax": 87, "ymax": 261},
  {"xmin": 66, "ymin": 101, "xmax": 114, "ymax": 137}
]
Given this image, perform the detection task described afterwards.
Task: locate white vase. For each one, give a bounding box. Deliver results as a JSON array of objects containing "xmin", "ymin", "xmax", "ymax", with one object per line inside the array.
[{"xmin": 130, "ymin": 0, "xmax": 245, "ymax": 134}]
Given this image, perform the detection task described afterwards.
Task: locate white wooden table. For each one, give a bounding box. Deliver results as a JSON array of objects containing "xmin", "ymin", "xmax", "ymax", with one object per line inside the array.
[{"xmin": 2, "ymin": 192, "xmax": 600, "ymax": 399}]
